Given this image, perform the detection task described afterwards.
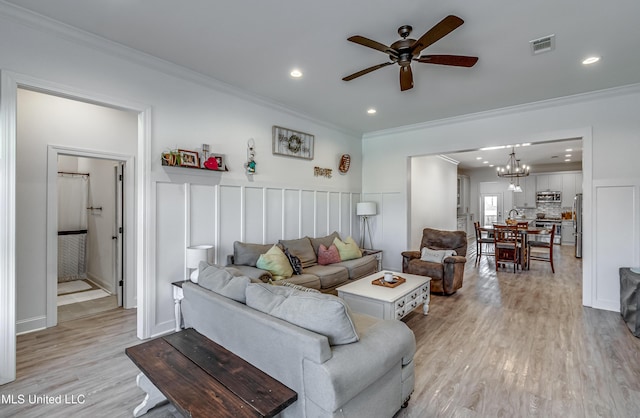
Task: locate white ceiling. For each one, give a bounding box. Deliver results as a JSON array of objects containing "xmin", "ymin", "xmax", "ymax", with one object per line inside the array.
[
  {"xmin": 5, "ymin": 0, "xmax": 640, "ymax": 137},
  {"xmin": 443, "ymin": 138, "xmax": 583, "ymax": 171}
]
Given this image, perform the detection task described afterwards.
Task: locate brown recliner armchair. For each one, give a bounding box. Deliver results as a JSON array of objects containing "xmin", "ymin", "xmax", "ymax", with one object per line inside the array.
[{"xmin": 401, "ymin": 228, "xmax": 468, "ymax": 295}]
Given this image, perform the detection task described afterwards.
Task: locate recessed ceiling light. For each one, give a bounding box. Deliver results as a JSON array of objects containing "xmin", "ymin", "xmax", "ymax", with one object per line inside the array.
[
  {"xmin": 476, "ymin": 157, "xmax": 482, "ymax": 160},
  {"xmin": 582, "ymin": 56, "xmax": 600, "ymax": 65},
  {"xmin": 565, "ymin": 154, "xmax": 572, "ymax": 157},
  {"xmin": 483, "ymin": 161, "xmax": 489, "ymax": 164},
  {"xmin": 565, "ymin": 148, "xmax": 573, "ymax": 152},
  {"xmin": 489, "ymin": 164, "xmax": 494, "ymax": 167},
  {"xmin": 290, "ymin": 69, "xmax": 303, "ymax": 78},
  {"xmin": 367, "ymin": 108, "xmax": 377, "ymax": 114},
  {"xmin": 565, "ymin": 159, "xmax": 571, "ymax": 162}
]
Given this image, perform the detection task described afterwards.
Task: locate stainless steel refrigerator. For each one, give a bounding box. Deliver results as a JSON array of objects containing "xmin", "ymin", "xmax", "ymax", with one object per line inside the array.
[{"xmin": 574, "ymin": 193, "xmax": 583, "ymax": 258}]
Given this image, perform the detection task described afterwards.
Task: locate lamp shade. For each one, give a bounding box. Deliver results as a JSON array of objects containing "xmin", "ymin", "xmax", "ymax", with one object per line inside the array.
[
  {"xmin": 356, "ymin": 202, "xmax": 377, "ymax": 216},
  {"xmin": 186, "ymin": 245, "xmax": 213, "ymax": 269}
]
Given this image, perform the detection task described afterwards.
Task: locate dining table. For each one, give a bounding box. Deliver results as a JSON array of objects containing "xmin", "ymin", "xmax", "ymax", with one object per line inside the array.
[{"xmin": 479, "ymin": 224, "xmax": 552, "ymax": 270}]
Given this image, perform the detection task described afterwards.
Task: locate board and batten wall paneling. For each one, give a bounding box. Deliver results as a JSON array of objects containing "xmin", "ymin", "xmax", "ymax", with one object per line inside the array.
[
  {"xmin": 362, "ymin": 192, "xmax": 404, "ymax": 271},
  {"xmin": 155, "ymin": 182, "xmax": 185, "ymax": 327},
  {"xmin": 152, "ymin": 179, "xmax": 366, "ymax": 333},
  {"xmin": 219, "ymin": 185, "xmax": 243, "ymax": 266},
  {"xmin": 265, "ymin": 188, "xmax": 284, "ymax": 243},
  {"xmin": 189, "ymin": 184, "xmax": 217, "ymax": 261},
  {"xmin": 244, "ymin": 187, "xmax": 265, "ymax": 244},
  {"xmin": 301, "ymin": 190, "xmax": 316, "ymax": 238},
  {"xmin": 283, "ymin": 189, "xmax": 301, "ymax": 240},
  {"xmin": 593, "ymin": 181, "xmax": 640, "ymax": 312}
]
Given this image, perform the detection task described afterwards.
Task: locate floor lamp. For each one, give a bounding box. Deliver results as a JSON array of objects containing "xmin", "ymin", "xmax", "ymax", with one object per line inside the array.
[{"xmin": 356, "ymin": 202, "xmax": 377, "ymax": 250}]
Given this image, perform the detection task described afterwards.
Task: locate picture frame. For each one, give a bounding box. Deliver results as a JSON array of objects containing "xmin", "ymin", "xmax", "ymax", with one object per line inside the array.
[
  {"xmin": 179, "ymin": 149, "xmax": 200, "ymax": 168},
  {"xmin": 272, "ymin": 126, "xmax": 314, "ymax": 160},
  {"xmin": 211, "ymin": 153, "xmax": 226, "ymax": 171}
]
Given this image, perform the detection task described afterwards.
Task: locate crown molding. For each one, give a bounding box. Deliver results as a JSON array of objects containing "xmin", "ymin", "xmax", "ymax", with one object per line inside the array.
[
  {"xmin": 0, "ymin": 1, "xmax": 360, "ymax": 138},
  {"xmin": 363, "ymin": 82, "xmax": 640, "ymax": 140}
]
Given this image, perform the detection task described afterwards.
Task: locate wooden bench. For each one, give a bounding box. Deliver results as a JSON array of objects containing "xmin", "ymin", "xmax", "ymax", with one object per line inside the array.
[{"xmin": 126, "ymin": 328, "xmax": 297, "ymax": 417}]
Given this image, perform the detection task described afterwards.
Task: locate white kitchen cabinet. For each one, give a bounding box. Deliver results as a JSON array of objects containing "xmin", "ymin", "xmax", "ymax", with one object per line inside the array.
[
  {"xmin": 562, "ymin": 220, "xmax": 575, "ymax": 245},
  {"xmin": 514, "ymin": 176, "xmax": 536, "ymax": 208},
  {"xmin": 536, "ymin": 173, "xmax": 562, "ymax": 191},
  {"xmin": 562, "ymin": 173, "xmax": 575, "ymax": 207},
  {"xmin": 457, "ymin": 175, "xmax": 470, "ymax": 214}
]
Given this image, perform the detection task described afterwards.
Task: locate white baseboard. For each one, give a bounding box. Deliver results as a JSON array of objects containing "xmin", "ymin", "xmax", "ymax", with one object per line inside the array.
[{"xmin": 16, "ymin": 316, "xmax": 47, "ymax": 335}]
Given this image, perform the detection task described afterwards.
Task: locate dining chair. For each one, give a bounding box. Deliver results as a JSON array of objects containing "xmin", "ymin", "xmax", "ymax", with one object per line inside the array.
[
  {"xmin": 474, "ymin": 221, "xmax": 494, "ymax": 265},
  {"xmin": 527, "ymin": 227, "xmax": 555, "ymax": 273},
  {"xmin": 493, "ymin": 224, "xmax": 521, "ymax": 273}
]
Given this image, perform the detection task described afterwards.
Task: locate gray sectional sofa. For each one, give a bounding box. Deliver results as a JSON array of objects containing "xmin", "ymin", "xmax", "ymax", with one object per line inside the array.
[
  {"xmin": 181, "ymin": 263, "xmax": 416, "ymax": 417},
  {"xmin": 226, "ymin": 232, "xmax": 378, "ymax": 293}
]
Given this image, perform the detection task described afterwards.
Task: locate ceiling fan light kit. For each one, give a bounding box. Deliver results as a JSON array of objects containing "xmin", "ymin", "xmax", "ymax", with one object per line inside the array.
[{"xmin": 342, "ymin": 15, "xmax": 478, "ymax": 91}]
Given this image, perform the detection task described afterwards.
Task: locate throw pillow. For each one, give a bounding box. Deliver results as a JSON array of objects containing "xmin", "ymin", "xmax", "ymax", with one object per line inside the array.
[
  {"xmin": 233, "ymin": 241, "xmax": 273, "ymax": 266},
  {"xmin": 279, "ymin": 244, "xmax": 303, "ymax": 275},
  {"xmin": 278, "ymin": 237, "xmax": 317, "ymax": 268},
  {"xmin": 308, "ymin": 231, "xmax": 340, "ymax": 255},
  {"xmin": 333, "ymin": 236, "xmax": 362, "ymax": 261},
  {"xmin": 197, "ymin": 262, "xmax": 251, "ymax": 303},
  {"xmin": 256, "ymin": 245, "xmax": 293, "ymax": 280},
  {"xmin": 420, "ymin": 247, "xmax": 456, "ymax": 263},
  {"xmin": 245, "ymin": 283, "xmax": 359, "ymax": 345},
  {"xmin": 317, "ymin": 244, "xmax": 341, "ymax": 265}
]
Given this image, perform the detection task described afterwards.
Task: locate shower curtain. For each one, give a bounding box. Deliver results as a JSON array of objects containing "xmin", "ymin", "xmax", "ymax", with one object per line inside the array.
[{"xmin": 57, "ymin": 173, "xmax": 89, "ymax": 282}]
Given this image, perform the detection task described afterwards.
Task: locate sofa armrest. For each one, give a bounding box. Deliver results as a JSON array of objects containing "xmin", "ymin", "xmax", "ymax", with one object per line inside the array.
[
  {"xmin": 444, "ymin": 255, "xmax": 467, "ymax": 264},
  {"xmin": 302, "ymin": 319, "xmax": 415, "ymax": 411},
  {"xmin": 226, "ymin": 264, "xmax": 272, "ymax": 283},
  {"xmin": 401, "ymin": 250, "xmax": 421, "ymax": 261}
]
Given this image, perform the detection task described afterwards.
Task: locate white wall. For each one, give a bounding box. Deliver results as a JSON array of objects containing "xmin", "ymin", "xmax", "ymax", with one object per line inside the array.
[
  {"xmin": 1, "ymin": 7, "xmax": 364, "ymax": 337},
  {"xmin": 409, "ymin": 155, "xmax": 458, "ymax": 249},
  {"xmin": 78, "ymin": 157, "xmax": 118, "ymax": 294},
  {"xmin": 15, "ymin": 89, "xmax": 137, "ymax": 332},
  {"xmin": 363, "ymin": 87, "xmax": 640, "ymax": 312}
]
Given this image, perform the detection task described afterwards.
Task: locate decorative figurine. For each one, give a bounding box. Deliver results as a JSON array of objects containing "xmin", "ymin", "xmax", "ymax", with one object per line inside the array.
[{"xmin": 245, "ymin": 138, "xmax": 257, "ymax": 175}]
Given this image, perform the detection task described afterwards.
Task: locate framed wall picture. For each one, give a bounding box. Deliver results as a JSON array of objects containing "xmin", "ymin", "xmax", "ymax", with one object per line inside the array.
[
  {"xmin": 179, "ymin": 149, "xmax": 200, "ymax": 168},
  {"xmin": 211, "ymin": 153, "xmax": 226, "ymax": 171},
  {"xmin": 272, "ymin": 126, "xmax": 314, "ymax": 160}
]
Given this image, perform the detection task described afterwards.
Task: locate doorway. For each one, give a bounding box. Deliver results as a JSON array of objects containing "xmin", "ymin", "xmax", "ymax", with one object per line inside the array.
[
  {"xmin": 480, "ymin": 193, "xmax": 503, "ymax": 226},
  {"xmin": 56, "ymin": 156, "xmax": 125, "ymax": 322}
]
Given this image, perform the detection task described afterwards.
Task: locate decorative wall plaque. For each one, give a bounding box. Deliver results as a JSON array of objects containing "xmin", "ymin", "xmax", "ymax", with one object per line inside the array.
[{"xmin": 272, "ymin": 126, "xmax": 314, "ymax": 160}]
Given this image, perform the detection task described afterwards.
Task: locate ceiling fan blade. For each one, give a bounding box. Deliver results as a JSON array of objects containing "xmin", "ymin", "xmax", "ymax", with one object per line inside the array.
[
  {"xmin": 410, "ymin": 15, "xmax": 464, "ymax": 55},
  {"xmin": 399, "ymin": 65, "xmax": 413, "ymax": 91},
  {"xmin": 342, "ymin": 62, "xmax": 394, "ymax": 81},
  {"xmin": 347, "ymin": 35, "xmax": 398, "ymax": 56},
  {"xmin": 415, "ymin": 55, "xmax": 478, "ymax": 67}
]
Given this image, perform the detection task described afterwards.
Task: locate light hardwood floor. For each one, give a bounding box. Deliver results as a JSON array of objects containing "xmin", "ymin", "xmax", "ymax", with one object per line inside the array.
[{"xmin": 2, "ymin": 244, "xmax": 639, "ymax": 417}]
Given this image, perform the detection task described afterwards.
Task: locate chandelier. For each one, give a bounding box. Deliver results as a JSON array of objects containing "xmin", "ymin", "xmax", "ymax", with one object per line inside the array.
[{"xmin": 496, "ymin": 147, "xmax": 530, "ymax": 179}]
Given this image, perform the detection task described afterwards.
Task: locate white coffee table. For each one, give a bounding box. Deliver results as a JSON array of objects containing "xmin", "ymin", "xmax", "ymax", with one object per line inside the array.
[{"xmin": 337, "ymin": 271, "xmax": 431, "ymax": 320}]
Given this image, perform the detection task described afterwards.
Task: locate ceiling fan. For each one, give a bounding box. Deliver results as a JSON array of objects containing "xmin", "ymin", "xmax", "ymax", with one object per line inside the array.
[{"xmin": 342, "ymin": 15, "xmax": 478, "ymax": 91}]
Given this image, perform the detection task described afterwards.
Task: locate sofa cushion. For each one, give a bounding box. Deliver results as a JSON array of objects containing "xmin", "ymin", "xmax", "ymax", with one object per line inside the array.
[
  {"xmin": 197, "ymin": 262, "xmax": 251, "ymax": 303},
  {"xmin": 279, "ymin": 237, "xmax": 317, "ymax": 268},
  {"xmin": 333, "ymin": 255, "xmax": 377, "ymax": 280},
  {"xmin": 420, "ymin": 247, "xmax": 456, "ymax": 263},
  {"xmin": 308, "ymin": 231, "xmax": 340, "ymax": 255},
  {"xmin": 318, "ymin": 244, "xmax": 341, "ymax": 265},
  {"xmin": 333, "ymin": 236, "xmax": 362, "ymax": 261},
  {"xmin": 274, "ymin": 274, "xmax": 321, "ymax": 290},
  {"xmin": 233, "ymin": 241, "xmax": 273, "ymax": 267},
  {"xmin": 303, "ymin": 264, "xmax": 349, "ymax": 289},
  {"xmin": 245, "ymin": 283, "xmax": 359, "ymax": 345},
  {"xmin": 256, "ymin": 245, "xmax": 293, "ymax": 280}
]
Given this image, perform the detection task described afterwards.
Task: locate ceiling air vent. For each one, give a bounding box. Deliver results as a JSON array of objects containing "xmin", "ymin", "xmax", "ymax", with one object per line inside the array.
[{"xmin": 530, "ymin": 34, "xmax": 555, "ymax": 55}]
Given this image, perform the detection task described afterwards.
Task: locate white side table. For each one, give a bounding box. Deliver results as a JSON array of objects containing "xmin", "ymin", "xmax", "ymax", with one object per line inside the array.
[
  {"xmin": 362, "ymin": 249, "xmax": 383, "ymax": 271},
  {"xmin": 171, "ymin": 281, "xmax": 185, "ymax": 332}
]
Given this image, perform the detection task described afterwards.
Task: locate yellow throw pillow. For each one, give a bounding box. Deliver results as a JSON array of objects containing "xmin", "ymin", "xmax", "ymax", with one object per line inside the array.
[
  {"xmin": 333, "ymin": 236, "xmax": 362, "ymax": 261},
  {"xmin": 256, "ymin": 245, "xmax": 293, "ymax": 280}
]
